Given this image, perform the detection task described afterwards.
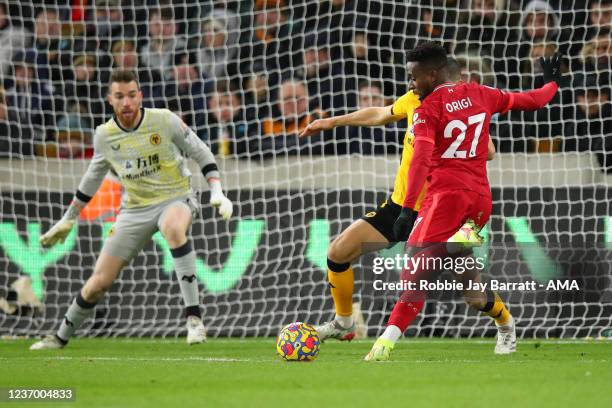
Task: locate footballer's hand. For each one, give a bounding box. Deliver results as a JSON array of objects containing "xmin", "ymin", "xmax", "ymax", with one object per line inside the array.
[
  {"xmin": 210, "ymin": 191, "xmax": 233, "ymax": 220},
  {"xmin": 393, "ymin": 208, "xmax": 418, "ymax": 242},
  {"xmin": 540, "ymin": 52, "xmax": 562, "ymax": 85},
  {"xmin": 40, "ymin": 219, "xmax": 75, "ymax": 248},
  {"xmin": 299, "ymin": 118, "xmax": 334, "ymax": 138}
]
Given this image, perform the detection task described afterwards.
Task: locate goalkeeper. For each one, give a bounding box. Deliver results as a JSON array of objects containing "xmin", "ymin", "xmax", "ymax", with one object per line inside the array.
[
  {"xmin": 30, "ymin": 70, "xmax": 233, "ymax": 350},
  {"xmin": 300, "ymin": 59, "xmax": 495, "ymax": 341}
]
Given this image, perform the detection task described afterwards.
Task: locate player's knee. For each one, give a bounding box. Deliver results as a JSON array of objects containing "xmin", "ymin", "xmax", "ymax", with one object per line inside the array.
[
  {"xmin": 463, "ymin": 291, "xmax": 486, "ymax": 310},
  {"xmin": 82, "ymin": 278, "xmax": 110, "ymax": 303},
  {"xmin": 85, "ymin": 269, "xmax": 117, "ymax": 301},
  {"xmin": 160, "ymin": 225, "xmax": 187, "ymax": 247},
  {"xmin": 328, "ymin": 237, "xmax": 358, "ymax": 264}
]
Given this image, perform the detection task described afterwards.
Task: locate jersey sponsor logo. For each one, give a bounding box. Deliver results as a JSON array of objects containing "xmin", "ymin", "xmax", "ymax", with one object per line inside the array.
[
  {"xmin": 123, "ymin": 165, "xmax": 162, "ymax": 180},
  {"xmin": 445, "ymin": 97, "xmax": 473, "ymax": 113},
  {"xmin": 136, "ymin": 154, "xmax": 159, "ymax": 169},
  {"xmin": 110, "ymin": 143, "xmax": 120, "ymax": 151},
  {"xmin": 122, "ymin": 154, "xmax": 162, "ymax": 181},
  {"xmin": 413, "ymin": 112, "xmax": 425, "ymax": 126},
  {"xmin": 150, "ymin": 133, "xmax": 161, "ymax": 145}
]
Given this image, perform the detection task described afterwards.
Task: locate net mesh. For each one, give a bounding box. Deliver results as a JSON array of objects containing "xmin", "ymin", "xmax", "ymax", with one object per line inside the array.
[{"xmin": 0, "ymin": 0, "xmax": 611, "ymax": 339}]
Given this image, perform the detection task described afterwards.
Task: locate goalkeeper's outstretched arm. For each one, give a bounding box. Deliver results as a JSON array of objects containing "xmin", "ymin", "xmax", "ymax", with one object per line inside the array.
[
  {"xmin": 169, "ymin": 112, "xmax": 233, "ymax": 220},
  {"xmin": 299, "ymin": 106, "xmax": 403, "ymax": 137},
  {"xmin": 40, "ymin": 135, "xmax": 110, "ymax": 247}
]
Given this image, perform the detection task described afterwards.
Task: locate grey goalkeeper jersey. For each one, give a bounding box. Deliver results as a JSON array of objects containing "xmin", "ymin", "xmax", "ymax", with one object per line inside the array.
[{"xmin": 78, "ymin": 108, "xmax": 220, "ymax": 208}]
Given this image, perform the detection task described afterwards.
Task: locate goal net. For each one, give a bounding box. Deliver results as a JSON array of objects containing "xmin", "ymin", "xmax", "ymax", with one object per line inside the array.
[{"xmin": 0, "ymin": 0, "xmax": 611, "ymax": 339}]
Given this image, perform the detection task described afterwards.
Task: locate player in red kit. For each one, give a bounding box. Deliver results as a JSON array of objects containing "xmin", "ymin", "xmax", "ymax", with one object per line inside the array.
[{"xmin": 365, "ymin": 42, "xmax": 562, "ymax": 361}]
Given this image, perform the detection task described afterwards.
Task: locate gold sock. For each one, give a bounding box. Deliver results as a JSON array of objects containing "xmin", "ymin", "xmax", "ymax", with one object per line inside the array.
[
  {"xmin": 486, "ymin": 292, "xmax": 511, "ymax": 326},
  {"xmin": 328, "ymin": 265, "xmax": 354, "ymax": 317}
]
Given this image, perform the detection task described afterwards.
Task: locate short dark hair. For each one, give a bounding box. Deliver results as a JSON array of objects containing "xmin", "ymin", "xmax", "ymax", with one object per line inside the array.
[
  {"xmin": 108, "ymin": 69, "xmax": 140, "ymax": 89},
  {"xmin": 406, "ymin": 41, "xmax": 447, "ymax": 69}
]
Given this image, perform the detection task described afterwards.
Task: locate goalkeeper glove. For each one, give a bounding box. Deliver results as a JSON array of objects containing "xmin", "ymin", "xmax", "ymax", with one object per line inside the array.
[
  {"xmin": 540, "ymin": 52, "xmax": 562, "ymax": 85},
  {"xmin": 209, "ymin": 179, "xmax": 233, "ymax": 220},
  {"xmin": 393, "ymin": 208, "xmax": 418, "ymax": 242},
  {"xmin": 40, "ymin": 218, "xmax": 75, "ymax": 248}
]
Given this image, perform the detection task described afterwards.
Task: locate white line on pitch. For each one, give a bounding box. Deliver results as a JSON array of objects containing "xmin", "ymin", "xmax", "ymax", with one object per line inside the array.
[
  {"xmin": 60, "ymin": 339, "xmax": 612, "ymax": 345},
  {"xmin": 0, "ymin": 356, "xmax": 259, "ymax": 363}
]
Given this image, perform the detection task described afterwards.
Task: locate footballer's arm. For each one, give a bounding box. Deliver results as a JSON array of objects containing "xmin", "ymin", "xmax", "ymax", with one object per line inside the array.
[
  {"xmin": 493, "ymin": 54, "xmax": 561, "ymax": 116},
  {"xmin": 169, "ymin": 112, "xmax": 233, "ymax": 220},
  {"xmin": 40, "ymin": 131, "xmax": 111, "ymax": 247},
  {"xmin": 299, "ymin": 106, "xmax": 403, "ymax": 137},
  {"xmin": 504, "ymin": 82, "xmax": 558, "ymax": 112}
]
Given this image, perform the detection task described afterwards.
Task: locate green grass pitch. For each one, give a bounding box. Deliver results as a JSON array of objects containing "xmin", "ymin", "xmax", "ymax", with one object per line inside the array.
[{"xmin": 1, "ymin": 338, "xmax": 610, "ymax": 408}]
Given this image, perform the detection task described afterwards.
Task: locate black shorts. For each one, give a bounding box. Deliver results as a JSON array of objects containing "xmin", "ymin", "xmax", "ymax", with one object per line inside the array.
[{"xmin": 361, "ymin": 198, "xmax": 402, "ymax": 242}]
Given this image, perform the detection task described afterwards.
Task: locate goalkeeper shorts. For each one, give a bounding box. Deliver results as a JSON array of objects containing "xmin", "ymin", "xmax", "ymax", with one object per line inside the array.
[
  {"xmin": 101, "ymin": 194, "xmax": 199, "ymax": 261},
  {"xmin": 361, "ymin": 197, "xmax": 401, "ymax": 243}
]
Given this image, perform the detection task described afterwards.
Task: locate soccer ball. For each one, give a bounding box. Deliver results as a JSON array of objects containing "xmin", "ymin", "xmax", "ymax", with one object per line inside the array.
[{"xmin": 276, "ymin": 322, "xmax": 320, "ymax": 362}]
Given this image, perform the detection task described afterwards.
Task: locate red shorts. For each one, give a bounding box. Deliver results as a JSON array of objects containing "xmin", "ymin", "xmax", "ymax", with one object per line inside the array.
[{"xmin": 408, "ymin": 189, "xmax": 492, "ymax": 245}]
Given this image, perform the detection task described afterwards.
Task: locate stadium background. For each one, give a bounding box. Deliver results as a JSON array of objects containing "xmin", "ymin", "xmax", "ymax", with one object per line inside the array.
[{"xmin": 0, "ymin": 0, "xmax": 610, "ymax": 338}]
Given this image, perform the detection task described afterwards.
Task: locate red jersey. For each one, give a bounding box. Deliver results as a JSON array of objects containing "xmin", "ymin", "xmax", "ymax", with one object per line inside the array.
[{"xmin": 410, "ymin": 82, "xmax": 512, "ymax": 198}]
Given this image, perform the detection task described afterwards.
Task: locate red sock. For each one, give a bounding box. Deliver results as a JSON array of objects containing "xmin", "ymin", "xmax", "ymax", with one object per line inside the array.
[
  {"xmin": 387, "ymin": 298, "xmax": 425, "ymax": 331},
  {"xmin": 386, "ymin": 245, "xmax": 436, "ymax": 331}
]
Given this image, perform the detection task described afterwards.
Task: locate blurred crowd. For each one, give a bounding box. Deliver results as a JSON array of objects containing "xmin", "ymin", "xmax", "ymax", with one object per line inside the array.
[{"xmin": 0, "ymin": 0, "xmax": 609, "ymax": 171}]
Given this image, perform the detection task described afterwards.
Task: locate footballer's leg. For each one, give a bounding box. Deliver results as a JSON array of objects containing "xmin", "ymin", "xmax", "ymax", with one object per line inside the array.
[
  {"xmin": 366, "ymin": 192, "xmax": 469, "ymax": 361},
  {"xmin": 448, "ymin": 217, "xmax": 516, "ymax": 353},
  {"xmin": 365, "ymin": 245, "xmax": 432, "ymax": 361},
  {"xmin": 318, "ymin": 219, "xmax": 389, "ymax": 340},
  {"xmin": 30, "ymin": 252, "xmax": 126, "ymax": 350},
  {"xmin": 318, "ymin": 199, "xmax": 399, "ymax": 340},
  {"xmin": 30, "ymin": 205, "xmax": 157, "ymax": 350},
  {"xmin": 158, "ymin": 198, "xmax": 206, "ymax": 344},
  {"xmin": 317, "ymin": 200, "xmax": 401, "ymax": 340},
  {"xmin": 453, "ymin": 195, "xmax": 516, "ymax": 354},
  {"xmin": 458, "ymin": 265, "xmax": 515, "ymax": 354}
]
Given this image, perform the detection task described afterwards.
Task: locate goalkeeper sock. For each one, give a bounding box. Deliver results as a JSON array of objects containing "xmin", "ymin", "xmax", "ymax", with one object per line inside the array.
[
  {"xmin": 327, "ymin": 259, "xmax": 353, "ymax": 322},
  {"xmin": 171, "ymin": 241, "xmax": 201, "ymax": 318},
  {"xmin": 56, "ymin": 292, "xmax": 96, "ymax": 343},
  {"xmin": 480, "ymin": 290, "xmax": 511, "ymax": 326}
]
